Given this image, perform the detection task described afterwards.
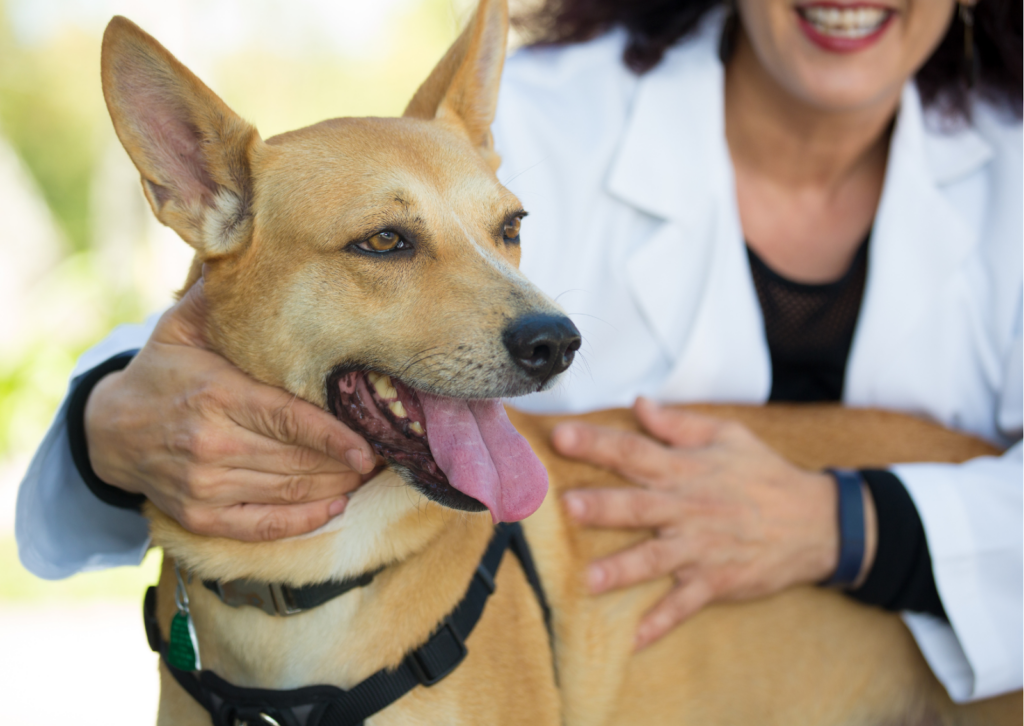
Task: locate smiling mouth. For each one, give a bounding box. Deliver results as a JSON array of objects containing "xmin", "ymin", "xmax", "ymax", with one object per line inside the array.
[
  {"xmin": 797, "ymin": 4, "xmax": 894, "ymax": 40},
  {"xmin": 326, "ymin": 369, "xmax": 549, "ymax": 523}
]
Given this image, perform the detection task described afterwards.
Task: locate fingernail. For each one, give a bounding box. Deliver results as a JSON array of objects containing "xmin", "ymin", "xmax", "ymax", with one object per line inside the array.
[
  {"xmin": 328, "ymin": 498, "xmax": 347, "ymax": 517},
  {"xmin": 588, "ymin": 564, "xmax": 606, "ymax": 593},
  {"xmin": 563, "ymin": 493, "xmax": 587, "ymax": 519},
  {"xmin": 344, "ymin": 449, "xmax": 365, "ymax": 473},
  {"xmin": 554, "ymin": 425, "xmax": 578, "ymax": 451}
]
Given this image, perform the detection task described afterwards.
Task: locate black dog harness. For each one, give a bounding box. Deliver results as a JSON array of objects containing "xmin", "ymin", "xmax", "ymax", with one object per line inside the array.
[{"xmin": 143, "ymin": 522, "xmax": 553, "ymax": 726}]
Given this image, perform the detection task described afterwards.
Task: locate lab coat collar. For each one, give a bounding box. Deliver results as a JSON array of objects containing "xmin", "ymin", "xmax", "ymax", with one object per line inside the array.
[
  {"xmin": 611, "ymin": 16, "xmax": 769, "ymax": 401},
  {"xmin": 845, "ymin": 85, "xmax": 991, "ymax": 401},
  {"xmin": 605, "ymin": 19, "xmax": 995, "ymax": 403},
  {"xmin": 605, "ymin": 15, "xmax": 728, "ymax": 223},
  {"xmin": 921, "ymin": 101, "xmax": 994, "ymax": 185}
]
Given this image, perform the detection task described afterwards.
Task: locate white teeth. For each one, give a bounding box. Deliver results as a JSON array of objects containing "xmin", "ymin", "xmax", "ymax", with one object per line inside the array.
[
  {"xmin": 409, "ymin": 421, "xmax": 424, "ymax": 435},
  {"xmin": 367, "ymin": 371, "xmax": 398, "ymax": 400},
  {"xmin": 389, "ymin": 400, "xmax": 407, "ymax": 418},
  {"xmin": 801, "ymin": 5, "xmax": 888, "ymax": 38}
]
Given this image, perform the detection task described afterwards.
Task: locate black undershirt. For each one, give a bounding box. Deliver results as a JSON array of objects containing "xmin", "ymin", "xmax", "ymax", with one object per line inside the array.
[
  {"xmin": 748, "ymin": 239, "xmax": 867, "ymax": 403},
  {"xmin": 747, "ymin": 239, "xmax": 946, "ymax": 619}
]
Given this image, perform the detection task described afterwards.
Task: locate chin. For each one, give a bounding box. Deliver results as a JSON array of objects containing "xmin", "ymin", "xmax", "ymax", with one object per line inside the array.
[{"xmin": 786, "ymin": 62, "xmax": 907, "ymax": 113}]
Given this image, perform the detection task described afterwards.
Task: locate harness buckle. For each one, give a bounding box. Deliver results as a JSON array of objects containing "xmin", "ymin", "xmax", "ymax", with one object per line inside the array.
[
  {"xmin": 211, "ymin": 581, "xmax": 303, "ymax": 617},
  {"xmin": 405, "ymin": 619, "xmax": 467, "ymax": 687}
]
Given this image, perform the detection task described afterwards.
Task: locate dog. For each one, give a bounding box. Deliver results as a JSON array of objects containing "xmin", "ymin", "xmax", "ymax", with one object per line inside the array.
[{"xmin": 100, "ymin": 1, "xmax": 1022, "ymax": 723}]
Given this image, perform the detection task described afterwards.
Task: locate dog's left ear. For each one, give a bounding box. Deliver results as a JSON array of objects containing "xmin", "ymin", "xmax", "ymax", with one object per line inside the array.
[{"xmin": 404, "ymin": 0, "xmax": 508, "ymax": 170}]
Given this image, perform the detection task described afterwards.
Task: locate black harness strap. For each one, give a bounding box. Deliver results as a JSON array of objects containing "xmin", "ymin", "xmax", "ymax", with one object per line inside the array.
[{"xmin": 143, "ymin": 522, "xmax": 554, "ymax": 726}]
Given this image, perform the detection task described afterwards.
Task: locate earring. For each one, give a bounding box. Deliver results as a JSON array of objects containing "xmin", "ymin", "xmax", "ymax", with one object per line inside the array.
[
  {"xmin": 718, "ymin": 0, "xmax": 739, "ymax": 63},
  {"xmin": 958, "ymin": 0, "xmax": 977, "ymax": 89}
]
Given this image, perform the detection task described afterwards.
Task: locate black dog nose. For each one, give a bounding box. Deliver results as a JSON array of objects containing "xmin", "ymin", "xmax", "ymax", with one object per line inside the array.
[{"xmin": 503, "ymin": 314, "xmax": 581, "ymax": 381}]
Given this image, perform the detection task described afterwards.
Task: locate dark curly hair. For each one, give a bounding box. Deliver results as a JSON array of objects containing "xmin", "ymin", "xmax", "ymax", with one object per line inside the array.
[{"xmin": 513, "ymin": 0, "xmax": 1022, "ymax": 120}]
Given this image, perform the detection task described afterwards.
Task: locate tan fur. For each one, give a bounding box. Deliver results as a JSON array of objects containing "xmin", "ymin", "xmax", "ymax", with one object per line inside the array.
[
  {"xmin": 98, "ymin": 2, "xmax": 1021, "ymax": 724},
  {"xmin": 514, "ymin": 405, "xmax": 1022, "ymax": 725}
]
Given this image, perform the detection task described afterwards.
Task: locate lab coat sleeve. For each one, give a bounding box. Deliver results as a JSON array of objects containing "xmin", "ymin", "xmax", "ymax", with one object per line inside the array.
[
  {"xmin": 894, "ymin": 316, "xmax": 1024, "ymax": 702},
  {"xmin": 15, "ymin": 314, "xmax": 161, "ymax": 579}
]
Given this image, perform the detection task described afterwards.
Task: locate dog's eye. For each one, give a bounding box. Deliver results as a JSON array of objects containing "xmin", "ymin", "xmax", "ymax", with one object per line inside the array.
[
  {"xmin": 503, "ymin": 216, "xmax": 522, "ymax": 242},
  {"xmin": 359, "ymin": 231, "xmax": 407, "ymax": 253}
]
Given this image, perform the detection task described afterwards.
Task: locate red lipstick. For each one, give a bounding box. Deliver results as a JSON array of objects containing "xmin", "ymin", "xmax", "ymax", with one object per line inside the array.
[{"xmin": 795, "ymin": 3, "xmax": 895, "ymax": 53}]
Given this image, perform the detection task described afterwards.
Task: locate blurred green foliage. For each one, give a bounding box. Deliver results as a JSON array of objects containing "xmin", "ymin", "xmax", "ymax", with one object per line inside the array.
[{"xmin": 0, "ymin": 1, "xmax": 105, "ymax": 254}]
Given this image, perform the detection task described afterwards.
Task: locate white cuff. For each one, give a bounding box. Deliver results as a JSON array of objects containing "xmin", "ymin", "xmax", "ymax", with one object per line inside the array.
[{"xmin": 894, "ymin": 450, "xmax": 1023, "ymax": 701}]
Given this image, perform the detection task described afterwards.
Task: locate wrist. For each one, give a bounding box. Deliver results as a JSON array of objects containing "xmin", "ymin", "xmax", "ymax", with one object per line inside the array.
[
  {"xmin": 853, "ymin": 481, "xmax": 878, "ymax": 588},
  {"xmin": 802, "ymin": 471, "xmax": 841, "ymax": 584},
  {"xmin": 67, "ymin": 351, "xmax": 146, "ymax": 509},
  {"xmin": 84, "ymin": 369, "xmax": 140, "ymax": 495},
  {"xmin": 820, "ymin": 469, "xmax": 877, "ymax": 588}
]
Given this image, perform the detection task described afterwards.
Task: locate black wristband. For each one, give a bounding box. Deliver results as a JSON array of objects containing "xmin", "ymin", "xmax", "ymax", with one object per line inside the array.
[
  {"xmin": 820, "ymin": 468, "xmax": 866, "ymax": 587},
  {"xmin": 848, "ymin": 469, "xmax": 947, "ymax": 620},
  {"xmin": 66, "ymin": 350, "xmax": 146, "ymax": 511}
]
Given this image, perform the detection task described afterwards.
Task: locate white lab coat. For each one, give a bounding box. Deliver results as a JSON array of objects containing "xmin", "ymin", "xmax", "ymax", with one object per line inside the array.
[{"xmin": 17, "ymin": 14, "xmax": 1022, "ymax": 705}]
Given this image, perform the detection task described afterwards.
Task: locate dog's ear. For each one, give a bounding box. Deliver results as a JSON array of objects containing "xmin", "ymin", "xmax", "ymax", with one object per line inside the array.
[
  {"xmin": 404, "ymin": 0, "xmax": 508, "ymax": 169},
  {"xmin": 101, "ymin": 16, "xmax": 260, "ymax": 258}
]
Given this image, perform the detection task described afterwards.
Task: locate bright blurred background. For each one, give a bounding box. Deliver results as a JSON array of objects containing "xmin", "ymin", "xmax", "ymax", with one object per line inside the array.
[{"xmin": 0, "ymin": 0, "xmax": 502, "ymax": 721}]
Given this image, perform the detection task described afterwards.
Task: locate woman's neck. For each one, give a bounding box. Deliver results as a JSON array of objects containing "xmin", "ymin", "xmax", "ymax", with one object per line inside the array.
[{"xmin": 724, "ymin": 29, "xmax": 897, "ymax": 282}]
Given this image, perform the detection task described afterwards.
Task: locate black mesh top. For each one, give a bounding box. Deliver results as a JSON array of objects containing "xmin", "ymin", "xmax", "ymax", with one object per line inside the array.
[
  {"xmin": 747, "ymin": 237, "xmax": 869, "ymax": 402},
  {"xmin": 746, "ymin": 237, "xmax": 945, "ymax": 619}
]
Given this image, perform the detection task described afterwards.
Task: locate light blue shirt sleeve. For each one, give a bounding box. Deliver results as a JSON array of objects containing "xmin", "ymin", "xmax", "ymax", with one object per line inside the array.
[{"xmin": 16, "ymin": 314, "xmax": 161, "ymax": 579}]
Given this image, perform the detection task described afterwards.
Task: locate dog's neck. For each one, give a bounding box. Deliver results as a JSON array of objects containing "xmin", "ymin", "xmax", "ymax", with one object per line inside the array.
[
  {"xmin": 151, "ymin": 470, "xmax": 457, "ymax": 584},
  {"xmin": 151, "ymin": 471, "xmax": 495, "ymax": 690}
]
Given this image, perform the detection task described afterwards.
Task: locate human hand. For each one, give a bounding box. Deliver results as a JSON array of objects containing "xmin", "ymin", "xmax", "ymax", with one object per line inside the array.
[
  {"xmin": 84, "ymin": 280, "xmax": 377, "ymax": 541},
  {"xmin": 554, "ymin": 398, "xmax": 871, "ymax": 650}
]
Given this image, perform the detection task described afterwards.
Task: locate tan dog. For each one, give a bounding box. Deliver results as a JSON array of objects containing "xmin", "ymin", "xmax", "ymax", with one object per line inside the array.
[{"xmin": 100, "ymin": 1, "xmax": 1021, "ymax": 724}]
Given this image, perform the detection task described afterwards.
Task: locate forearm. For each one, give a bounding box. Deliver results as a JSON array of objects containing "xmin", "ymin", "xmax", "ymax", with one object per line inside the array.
[{"xmin": 15, "ymin": 316, "xmax": 159, "ymax": 578}]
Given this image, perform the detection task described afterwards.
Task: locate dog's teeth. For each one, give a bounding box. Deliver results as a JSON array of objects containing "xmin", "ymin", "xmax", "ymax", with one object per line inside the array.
[
  {"xmin": 369, "ymin": 372, "xmax": 398, "ymax": 400},
  {"xmin": 389, "ymin": 401, "xmax": 408, "ymax": 418},
  {"xmin": 410, "ymin": 421, "xmax": 424, "ymax": 435}
]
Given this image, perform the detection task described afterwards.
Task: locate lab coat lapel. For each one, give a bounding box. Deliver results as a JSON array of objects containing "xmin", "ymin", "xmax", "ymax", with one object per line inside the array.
[
  {"xmin": 608, "ymin": 23, "xmax": 770, "ymax": 403},
  {"xmin": 845, "ymin": 85, "xmax": 993, "ymax": 403}
]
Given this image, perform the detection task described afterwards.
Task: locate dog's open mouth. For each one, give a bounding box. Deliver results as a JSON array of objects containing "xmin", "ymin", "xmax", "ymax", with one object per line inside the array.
[{"xmin": 326, "ymin": 370, "xmax": 548, "ymax": 522}]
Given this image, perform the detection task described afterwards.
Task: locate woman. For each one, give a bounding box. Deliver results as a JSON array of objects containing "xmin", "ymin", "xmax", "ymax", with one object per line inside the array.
[{"xmin": 17, "ymin": 0, "xmax": 1022, "ymax": 705}]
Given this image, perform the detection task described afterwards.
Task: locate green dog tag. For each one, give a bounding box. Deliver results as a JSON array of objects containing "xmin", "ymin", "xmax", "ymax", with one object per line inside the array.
[{"xmin": 167, "ymin": 611, "xmax": 200, "ymax": 671}]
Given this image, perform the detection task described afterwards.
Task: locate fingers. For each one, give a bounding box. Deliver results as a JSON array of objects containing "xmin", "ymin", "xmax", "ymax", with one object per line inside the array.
[
  {"xmin": 193, "ymin": 468, "xmax": 365, "ymax": 507},
  {"xmin": 563, "ymin": 488, "xmax": 677, "ymax": 529},
  {"xmin": 195, "ymin": 426, "xmax": 354, "ymax": 476},
  {"xmin": 179, "ymin": 498, "xmax": 349, "ymax": 542},
  {"xmin": 152, "ymin": 279, "xmax": 209, "ymax": 348},
  {"xmin": 634, "ymin": 578, "xmax": 714, "ymax": 651},
  {"xmin": 634, "ymin": 397, "xmax": 721, "ymax": 449},
  {"xmin": 586, "ymin": 536, "xmax": 686, "ymax": 594},
  {"xmin": 552, "ymin": 422, "xmax": 672, "ymax": 484},
  {"xmin": 232, "ymin": 382, "xmax": 375, "ymax": 474}
]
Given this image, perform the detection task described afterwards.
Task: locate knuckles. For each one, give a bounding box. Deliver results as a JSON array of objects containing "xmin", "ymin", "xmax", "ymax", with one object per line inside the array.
[
  {"xmin": 641, "ymin": 540, "xmax": 676, "ymax": 576},
  {"xmin": 177, "ymin": 506, "xmax": 215, "ymax": 536},
  {"xmin": 183, "ymin": 380, "xmax": 234, "ymax": 417},
  {"xmin": 267, "ymin": 404, "xmax": 302, "ymax": 445},
  {"xmin": 278, "ymin": 475, "xmax": 313, "ymax": 504},
  {"xmin": 286, "ymin": 444, "xmax": 328, "ymax": 474},
  {"xmin": 255, "ymin": 510, "xmax": 292, "ymax": 541},
  {"xmin": 181, "ymin": 466, "xmax": 219, "ymax": 501},
  {"xmin": 613, "ymin": 432, "xmax": 653, "ymax": 464}
]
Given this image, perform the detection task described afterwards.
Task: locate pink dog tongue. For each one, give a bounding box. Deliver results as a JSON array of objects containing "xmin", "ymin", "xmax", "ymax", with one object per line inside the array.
[{"xmin": 419, "ymin": 394, "xmax": 548, "ymax": 522}]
